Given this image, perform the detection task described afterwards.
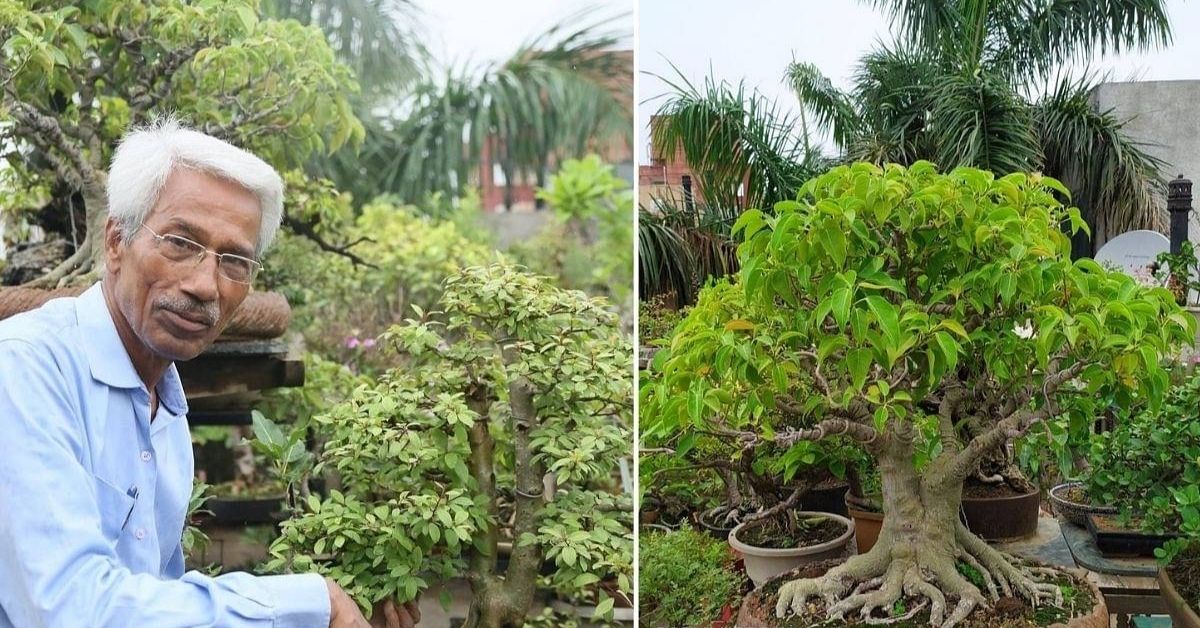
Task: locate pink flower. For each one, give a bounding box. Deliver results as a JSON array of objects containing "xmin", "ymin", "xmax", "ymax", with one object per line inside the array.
[
  {"xmin": 345, "ymin": 337, "xmax": 361, "ymax": 349},
  {"xmin": 362, "ymin": 338, "xmax": 377, "ymax": 349}
]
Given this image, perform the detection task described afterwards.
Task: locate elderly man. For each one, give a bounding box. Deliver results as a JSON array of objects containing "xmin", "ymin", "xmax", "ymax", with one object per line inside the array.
[{"xmin": 0, "ymin": 121, "xmax": 418, "ymax": 628}]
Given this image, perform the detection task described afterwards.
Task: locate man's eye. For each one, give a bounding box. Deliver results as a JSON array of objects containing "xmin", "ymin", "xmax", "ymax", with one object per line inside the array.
[{"xmin": 165, "ymin": 236, "xmax": 197, "ymax": 253}]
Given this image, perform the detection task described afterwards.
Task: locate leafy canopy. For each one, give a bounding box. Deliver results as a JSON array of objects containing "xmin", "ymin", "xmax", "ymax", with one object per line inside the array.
[{"xmin": 644, "ymin": 162, "xmax": 1193, "ymax": 453}]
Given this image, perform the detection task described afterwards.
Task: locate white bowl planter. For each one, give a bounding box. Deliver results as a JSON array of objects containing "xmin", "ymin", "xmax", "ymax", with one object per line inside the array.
[{"xmin": 728, "ymin": 511, "xmax": 854, "ymax": 587}]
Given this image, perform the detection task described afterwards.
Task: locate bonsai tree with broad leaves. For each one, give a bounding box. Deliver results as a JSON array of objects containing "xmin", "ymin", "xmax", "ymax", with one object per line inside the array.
[
  {"xmin": 642, "ymin": 162, "xmax": 1195, "ymax": 626},
  {"xmin": 267, "ymin": 263, "xmax": 632, "ymax": 628},
  {"xmin": 0, "ymin": 0, "xmax": 363, "ymax": 286}
]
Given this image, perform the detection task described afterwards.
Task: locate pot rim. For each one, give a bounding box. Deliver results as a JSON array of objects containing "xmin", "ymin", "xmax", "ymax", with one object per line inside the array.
[
  {"xmin": 1159, "ymin": 565, "xmax": 1200, "ymax": 626},
  {"xmin": 960, "ymin": 483, "xmax": 1040, "ymax": 503},
  {"xmin": 728, "ymin": 511, "xmax": 854, "ymax": 557},
  {"xmin": 1049, "ymin": 481, "xmax": 1118, "ymax": 512}
]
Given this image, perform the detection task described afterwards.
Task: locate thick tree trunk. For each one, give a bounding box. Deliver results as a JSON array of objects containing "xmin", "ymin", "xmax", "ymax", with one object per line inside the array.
[
  {"xmin": 774, "ymin": 435, "xmax": 1063, "ymax": 627},
  {"xmin": 25, "ymin": 175, "xmax": 107, "ymax": 288}
]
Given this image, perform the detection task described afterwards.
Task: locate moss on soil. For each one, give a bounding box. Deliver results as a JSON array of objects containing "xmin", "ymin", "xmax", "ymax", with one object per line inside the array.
[{"xmin": 739, "ymin": 515, "xmax": 845, "ymax": 549}]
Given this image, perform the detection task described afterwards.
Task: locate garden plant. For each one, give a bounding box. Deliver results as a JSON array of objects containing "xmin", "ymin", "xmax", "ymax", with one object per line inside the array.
[
  {"xmin": 265, "ymin": 263, "xmax": 633, "ymax": 628},
  {"xmin": 642, "ymin": 161, "xmax": 1195, "ymax": 625}
]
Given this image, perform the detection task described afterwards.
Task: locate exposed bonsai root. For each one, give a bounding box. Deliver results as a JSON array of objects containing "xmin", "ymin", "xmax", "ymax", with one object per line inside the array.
[
  {"xmin": 775, "ymin": 525, "xmax": 1065, "ymax": 627},
  {"xmin": 23, "ymin": 244, "xmax": 91, "ymax": 288}
]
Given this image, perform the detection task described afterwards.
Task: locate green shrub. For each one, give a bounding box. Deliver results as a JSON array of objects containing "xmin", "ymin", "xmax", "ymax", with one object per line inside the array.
[{"xmin": 639, "ymin": 527, "xmax": 744, "ymax": 625}]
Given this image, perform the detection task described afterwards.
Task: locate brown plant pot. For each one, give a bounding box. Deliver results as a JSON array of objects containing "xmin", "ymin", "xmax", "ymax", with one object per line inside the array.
[
  {"xmin": 1049, "ymin": 481, "xmax": 1117, "ymax": 527},
  {"xmin": 961, "ymin": 484, "xmax": 1040, "ymax": 541},
  {"xmin": 735, "ymin": 558, "xmax": 1109, "ymax": 627},
  {"xmin": 845, "ymin": 495, "xmax": 884, "ymax": 554},
  {"xmin": 728, "ymin": 512, "xmax": 854, "ymax": 588},
  {"xmin": 1160, "ymin": 565, "xmax": 1200, "ymax": 628}
]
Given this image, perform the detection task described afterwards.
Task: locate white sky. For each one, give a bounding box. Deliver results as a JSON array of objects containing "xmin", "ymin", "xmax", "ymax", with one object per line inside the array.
[
  {"xmin": 637, "ymin": 0, "xmax": 1200, "ymax": 163},
  {"xmin": 411, "ymin": 0, "xmax": 634, "ymax": 70}
]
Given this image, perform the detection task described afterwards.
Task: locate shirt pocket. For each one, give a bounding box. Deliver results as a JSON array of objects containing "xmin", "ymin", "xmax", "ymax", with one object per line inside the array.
[{"xmin": 92, "ymin": 475, "xmax": 135, "ymax": 547}]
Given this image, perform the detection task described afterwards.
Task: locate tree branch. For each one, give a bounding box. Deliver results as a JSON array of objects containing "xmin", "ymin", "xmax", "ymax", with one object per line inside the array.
[{"xmin": 282, "ymin": 215, "xmax": 377, "ymax": 268}]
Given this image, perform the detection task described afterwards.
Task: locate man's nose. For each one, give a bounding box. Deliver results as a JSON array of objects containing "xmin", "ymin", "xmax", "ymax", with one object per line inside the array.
[{"xmin": 178, "ymin": 253, "xmax": 221, "ymax": 303}]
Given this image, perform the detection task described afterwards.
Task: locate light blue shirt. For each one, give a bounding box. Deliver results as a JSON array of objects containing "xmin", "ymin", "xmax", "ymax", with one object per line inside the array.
[{"xmin": 0, "ymin": 283, "xmax": 331, "ymax": 628}]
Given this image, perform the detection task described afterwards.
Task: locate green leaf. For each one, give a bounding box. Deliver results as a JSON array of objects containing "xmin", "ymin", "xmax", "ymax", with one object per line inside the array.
[
  {"xmin": 595, "ymin": 597, "xmax": 615, "ymax": 618},
  {"xmin": 846, "ymin": 348, "xmax": 872, "ymax": 392}
]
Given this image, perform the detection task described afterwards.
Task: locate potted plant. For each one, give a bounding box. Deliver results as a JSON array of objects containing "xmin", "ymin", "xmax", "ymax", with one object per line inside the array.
[
  {"xmin": 844, "ymin": 457, "xmax": 885, "ymax": 554},
  {"xmin": 1048, "ymin": 481, "xmax": 1117, "ymax": 527},
  {"xmin": 1158, "ymin": 540, "xmax": 1200, "ymax": 627},
  {"xmin": 642, "ymin": 163, "xmax": 1193, "ymax": 623},
  {"xmin": 727, "ymin": 510, "xmax": 854, "ymax": 587},
  {"xmin": 209, "ymin": 412, "xmax": 313, "ymax": 525},
  {"xmin": 263, "ymin": 264, "xmax": 632, "ymax": 627},
  {"xmin": 1073, "ymin": 364, "xmax": 1200, "ymax": 555},
  {"xmin": 639, "ymin": 527, "xmax": 748, "ymax": 626},
  {"xmin": 1156, "ymin": 238, "xmax": 1200, "ymax": 346}
]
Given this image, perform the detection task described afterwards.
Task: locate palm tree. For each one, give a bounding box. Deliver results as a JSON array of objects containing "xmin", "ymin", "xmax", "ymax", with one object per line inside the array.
[
  {"xmin": 324, "ymin": 11, "xmax": 632, "ymax": 206},
  {"xmin": 786, "ymin": 0, "xmax": 1173, "ymax": 254},
  {"xmin": 640, "ymin": 70, "xmax": 827, "ymax": 303},
  {"xmin": 262, "ymin": 0, "xmax": 424, "ymax": 101}
]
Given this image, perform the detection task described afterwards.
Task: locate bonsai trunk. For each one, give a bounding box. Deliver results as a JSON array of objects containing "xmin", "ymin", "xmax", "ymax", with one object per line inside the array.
[
  {"xmin": 774, "ymin": 431, "xmax": 1063, "ymax": 627},
  {"xmin": 24, "ymin": 175, "xmax": 107, "ymax": 288},
  {"xmin": 461, "ymin": 376, "xmax": 544, "ymax": 628}
]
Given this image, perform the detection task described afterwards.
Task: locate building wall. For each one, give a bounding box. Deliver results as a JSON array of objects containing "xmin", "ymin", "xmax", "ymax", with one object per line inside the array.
[{"xmin": 1091, "ymin": 80, "xmax": 1200, "ymax": 247}]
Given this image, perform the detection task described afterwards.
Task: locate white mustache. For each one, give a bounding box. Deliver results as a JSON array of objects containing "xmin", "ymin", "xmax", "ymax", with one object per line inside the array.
[{"xmin": 156, "ymin": 295, "xmax": 219, "ymax": 326}]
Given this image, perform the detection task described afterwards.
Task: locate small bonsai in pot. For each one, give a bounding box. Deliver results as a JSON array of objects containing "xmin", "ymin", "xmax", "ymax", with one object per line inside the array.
[
  {"xmin": 210, "ymin": 412, "xmax": 313, "ymax": 525},
  {"xmin": 264, "ymin": 264, "xmax": 633, "ymax": 627},
  {"xmin": 1158, "ymin": 538, "xmax": 1200, "ymax": 627},
  {"xmin": 1071, "ymin": 364, "xmax": 1200, "ymax": 552},
  {"xmin": 643, "ymin": 162, "xmax": 1194, "ymax": 623},
  {"xmin": 639, "ymin": 526, "xmax": 748, "ymax": 626}
]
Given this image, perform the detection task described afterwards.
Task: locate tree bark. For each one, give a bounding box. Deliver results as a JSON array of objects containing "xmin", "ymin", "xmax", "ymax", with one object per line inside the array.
[{"xmin": 774, "ymin": 432, "xmax": 1064, "ymax": 627}]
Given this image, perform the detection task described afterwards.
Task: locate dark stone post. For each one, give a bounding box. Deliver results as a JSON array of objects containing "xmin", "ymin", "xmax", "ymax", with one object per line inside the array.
[{"xmin": 1168, "ymin": 174, "xmax": 1193, "ymax": 255}]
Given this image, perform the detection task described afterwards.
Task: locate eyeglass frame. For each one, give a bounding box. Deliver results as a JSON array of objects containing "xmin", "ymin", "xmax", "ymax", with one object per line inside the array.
[{"xmin": 139, "ymin": 223, "xmax": 263, "ymax": 284}]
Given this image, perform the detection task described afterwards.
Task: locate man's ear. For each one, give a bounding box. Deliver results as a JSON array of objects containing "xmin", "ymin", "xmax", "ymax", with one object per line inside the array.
[{"xmin": 103, "ymin": 216, "xmax": 125, "ymax": 276}]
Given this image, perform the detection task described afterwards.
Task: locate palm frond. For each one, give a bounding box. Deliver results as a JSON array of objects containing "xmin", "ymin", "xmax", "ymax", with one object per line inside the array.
[
  {"xmin": 1035, "ymin": 72, "xmax": 1166, "ymax": 250},
  {"xmin": 783, "ymin": 60, "xmax": 858, "ymax": 150},
  {"xmin": 926, "ymin": 70, "xmax": 1039, "ymax": 175}
]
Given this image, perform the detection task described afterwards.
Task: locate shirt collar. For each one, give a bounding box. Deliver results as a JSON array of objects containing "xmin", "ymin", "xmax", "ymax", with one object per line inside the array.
[
  {"xmin": 77, "ymin": 282, "xmax": 144, "ymax": 390},
  {"xmin": 75, "ymin": 283, "xmax": 191, "ymax": 415}
]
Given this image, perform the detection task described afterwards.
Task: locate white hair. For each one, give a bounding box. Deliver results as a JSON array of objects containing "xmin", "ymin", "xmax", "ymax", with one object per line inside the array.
[{"xmin": 106, "ymin": 118, "xmax": 284, "ymax": 257}]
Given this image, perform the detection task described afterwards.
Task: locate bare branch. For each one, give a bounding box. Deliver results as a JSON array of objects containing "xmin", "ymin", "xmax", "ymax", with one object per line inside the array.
[{"xmin": 282, "ymin": 215, "xmax": 377, "ymax": 268}]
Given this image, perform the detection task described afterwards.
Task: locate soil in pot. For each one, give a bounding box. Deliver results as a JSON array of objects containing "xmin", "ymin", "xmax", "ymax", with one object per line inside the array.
[
  {"xmin": 737, "ymin": 514, "xmax": 845, "ymax": 549},
  {"xmin": 961, "ymin": 479, "xmax": 1040, "ymax": 541},
  {"xmin": 1163, "ymin": 550, "xmax": 1200, "ymax": 627},
  {"xmin": 1085, "ymin": 513, "xmax": 1180, "ymax": 557},
  {"xmin": 738, "ymin": 559, "xmax": 1104, "ymax": 627}
]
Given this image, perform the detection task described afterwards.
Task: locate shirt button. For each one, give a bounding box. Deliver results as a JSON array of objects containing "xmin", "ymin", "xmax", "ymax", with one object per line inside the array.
[
  {"xmin": 135, "ymin": 528, "xmax": 146, "ymax": 540},
  {"xmin": 140, "ymin": 450, "xmax": 152, "ymax": 462}
]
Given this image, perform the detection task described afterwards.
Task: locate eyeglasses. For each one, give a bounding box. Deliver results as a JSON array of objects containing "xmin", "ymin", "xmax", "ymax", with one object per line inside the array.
[{"xmin": 140, "ymin": 224, "xmax": 262, "ymax": 285}]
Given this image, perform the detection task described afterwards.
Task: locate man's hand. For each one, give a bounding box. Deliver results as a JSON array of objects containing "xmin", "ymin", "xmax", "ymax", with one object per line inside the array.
[
  {"xmin": 326, "ymin": 578, "xmax": 371, "ymax": 628},
  {"xmin": 370, "ymin": 597, "xmax": 421, "ymax": 628}
]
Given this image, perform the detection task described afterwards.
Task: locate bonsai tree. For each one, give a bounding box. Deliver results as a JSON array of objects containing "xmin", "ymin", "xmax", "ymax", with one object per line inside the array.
[
  {"xmin": 266, "ymin": 263, "xmax": 632, "ymax": 628},
  {"xmin": 0, "ymin": 0, "xmax": 362, "ymax": 285},
  {"xmin": 643, "ymin": 161, "xmax": 1195, "ymax": 625}
]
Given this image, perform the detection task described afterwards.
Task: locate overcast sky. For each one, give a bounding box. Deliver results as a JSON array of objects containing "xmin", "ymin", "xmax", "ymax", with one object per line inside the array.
[
  {"xmin": 637, "ymin": 0, "xmax": 1200, "ymax": 163},
  {"xmin": 411, "ymin": 0, "xmax": 633, "ymax": 69}
]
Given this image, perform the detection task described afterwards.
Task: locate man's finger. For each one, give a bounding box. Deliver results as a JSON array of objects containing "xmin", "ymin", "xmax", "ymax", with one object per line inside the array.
[
  {"xmin": 404, "ymin": 599, "xmax": 421, "ymax": 625},
  {"xmin": 381, "ymin": 599, "xmax": 400, "ymax": 628}
]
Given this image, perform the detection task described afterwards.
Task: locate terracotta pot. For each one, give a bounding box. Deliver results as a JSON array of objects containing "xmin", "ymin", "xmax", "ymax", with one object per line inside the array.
[
  {"xmin": 1159, "ymin": 565, "xmax": 1200, "ymax": 628},
  {"xmin": 1049, "ymin": 481, "xmax": 1117, "ymax": 527},
  {"xmin": 728, "ymin": 511, "xmax": 854, "ymax": 587},
  {"xmin": 961, "ymin": 484, "xmax": 1040, "ymax": 541},
  {"xmin": 735, "ymin": 558, "xmax": 1109, "ymax": 627},
  {"xmin": 845, "ymin": 495, "xmax": 884, "ymax": 554}
]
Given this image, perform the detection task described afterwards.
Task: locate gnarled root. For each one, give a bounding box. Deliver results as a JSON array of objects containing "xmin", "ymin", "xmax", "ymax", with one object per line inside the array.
[{"xmin": 775, "ymin": 526, "xmax": 1066, "ymax": 627}]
